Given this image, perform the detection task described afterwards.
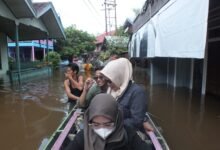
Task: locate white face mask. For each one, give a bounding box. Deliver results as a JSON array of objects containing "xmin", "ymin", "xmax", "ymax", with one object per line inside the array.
[{"xmin": 94, "ymin": 128, "xmax": 114, "ymax": 140}]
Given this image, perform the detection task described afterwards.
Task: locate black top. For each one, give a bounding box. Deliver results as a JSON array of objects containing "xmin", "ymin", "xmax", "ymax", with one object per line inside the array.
[{"xmin": 68, "ymin": 80, "xmax": 82, "ymax": 106}]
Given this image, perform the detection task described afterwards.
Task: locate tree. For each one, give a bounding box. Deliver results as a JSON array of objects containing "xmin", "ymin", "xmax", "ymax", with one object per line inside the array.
[
  {"xmin": 54, "ymin": 25, "xmax": 96, "ymax": 59},
  {"xmin": 44, "ymin": 51, "xmax": 61, "ymax": 68},
  {"xmin": 115, "ymin": 26, "xmax": 129, "ymax": 37}
]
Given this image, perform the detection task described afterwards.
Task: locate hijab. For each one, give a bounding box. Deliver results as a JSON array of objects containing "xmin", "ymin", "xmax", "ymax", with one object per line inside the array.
[
  {"xmin": 84, "ymin": 93, "xmax": 126, "ymax": 150},
  {"xmin": 100, "ymin": 58, "xmax": 133, "ymax": 99}
]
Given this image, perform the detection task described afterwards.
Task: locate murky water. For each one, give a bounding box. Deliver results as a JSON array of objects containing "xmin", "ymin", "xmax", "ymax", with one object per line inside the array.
[
  {"xmin": 0, "ymin": 68, "xmax": 68, "ymax": 150},
  {"xmin": 133, "ymin": 67, "xmax": 220, "ymax": 150},
  {"xmin": 149, "ymin": 86, "xmax": 220, "ymax": 150},
  {"xmin": 0, "ymin": 67, "xmax": 219, "ymax": 150}
]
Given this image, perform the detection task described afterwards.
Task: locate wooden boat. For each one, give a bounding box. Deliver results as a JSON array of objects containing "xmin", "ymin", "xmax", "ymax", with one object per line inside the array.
[
  {"xmin": 146, "ymin": 113, "xmax": 169, "ymax": 150},
  {"xmin": 40, "ymin": 108, "xmax": 169, "ymax": 150},
  {"xmin": 39, "ymin": 107, "xmax": 82, "ymax": 150}
]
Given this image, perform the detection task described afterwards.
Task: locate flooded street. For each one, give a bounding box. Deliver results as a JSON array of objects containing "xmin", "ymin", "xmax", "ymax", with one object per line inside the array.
[
  {"xmin": 0, "ymin": 69, "xmax": 68, "ymax": 150},
  {"xmin": 148, "ymin": 86, "xmax": 220, "ymax": 150},
  {"xmin": 0, "ymin": 67, "xmax": 219, "ymax": 150},
  {"xmin": 134, "ymin": 67, "xmax": 220, "ymax": 150}
]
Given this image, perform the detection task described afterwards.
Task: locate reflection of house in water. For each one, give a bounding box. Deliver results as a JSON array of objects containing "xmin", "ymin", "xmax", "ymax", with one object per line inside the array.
[
  {"xmin": 8, "ymin": 40, "xmax": 54, "ymax": 62},
  {"xmin": 127, "ymin": 0, "xmax": 220, "ymax": 96}
]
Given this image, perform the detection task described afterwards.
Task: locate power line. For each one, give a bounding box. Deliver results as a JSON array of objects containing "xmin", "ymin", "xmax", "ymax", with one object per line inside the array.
[
  {"xmin": 81, "ymin": 0, "xmax": 104, "ymax": 29},
  {"xmin": 87, "ymin": 0, "xmax": 103, "ymax": 19}
]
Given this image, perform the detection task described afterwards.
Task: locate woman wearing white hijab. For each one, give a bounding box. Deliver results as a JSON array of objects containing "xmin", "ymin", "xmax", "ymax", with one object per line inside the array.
[
  {"xmin": 65, "ymin": 93, "xmax": 152, "ymax": 150},
  {"xmin": 100, "ymin": 58, "xmax": 152, "ymax": 131}
]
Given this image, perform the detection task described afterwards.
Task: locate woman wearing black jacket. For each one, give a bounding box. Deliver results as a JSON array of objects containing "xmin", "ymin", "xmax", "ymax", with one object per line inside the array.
[{"xmin": 65, "ymin": 94, "xmax": 153, "ymax": 150}]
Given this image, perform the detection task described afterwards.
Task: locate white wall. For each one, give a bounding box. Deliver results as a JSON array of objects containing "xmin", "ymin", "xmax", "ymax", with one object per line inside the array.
[
  {"xmin": 0, "ymin": 33, "xmax": 9, "ymax": 75},
  {"xmin": 131, "ymin": 0, "xmax": 209, "ymax": 59}
]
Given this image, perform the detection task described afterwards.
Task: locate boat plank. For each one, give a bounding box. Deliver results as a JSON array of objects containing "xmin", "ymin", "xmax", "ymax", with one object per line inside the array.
[
  {"xmin": 51, "ymin": 109, "xmax": 81, "ymax": 150},
  {"xmin": 147, "ymin": 131, "xmax": 163, "ymax": 150}
]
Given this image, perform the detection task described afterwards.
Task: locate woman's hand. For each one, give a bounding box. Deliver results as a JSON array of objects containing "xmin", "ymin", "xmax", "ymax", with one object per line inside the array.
[
  {"xmin": 65, "ymin": 72, "xmax": 72, "ymax": 80},
  {"xmin": 143, "ymin": 121, "xmax": 154, "ymax": 132},
  {"xmin": 84, "ymin": 78, "xmax": 95, "ymax": 91}
]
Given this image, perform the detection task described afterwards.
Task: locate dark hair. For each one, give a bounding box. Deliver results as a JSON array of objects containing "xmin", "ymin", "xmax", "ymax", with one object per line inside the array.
[
  {"xmin": 68, "ymin": 63, "xmax": 79, "ymax": 74},
  {"xmin": 94, "ymin": 66, "xmax": 104, "ymax": 72}
]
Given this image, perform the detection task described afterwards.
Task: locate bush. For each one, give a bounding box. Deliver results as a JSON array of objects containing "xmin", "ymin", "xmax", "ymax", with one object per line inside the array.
[
  {"xmin": 8, "ymin": 57, "xmax": 15, "ymax": 70},
  {"xmin": 99, "ymin": 51, "xmax": 111, "ymax": 61},
  {"xmin": 44, "ymin": 51, "xmax": 61, "ymax": 68}
]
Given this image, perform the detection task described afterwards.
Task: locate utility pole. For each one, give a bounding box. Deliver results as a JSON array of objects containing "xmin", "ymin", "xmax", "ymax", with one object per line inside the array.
[
  {"xmin": 104, "ymin": 0, "xmax": 107, "ymax": 33},
  {"xmin": 103, "ymin": 0, "xmax": 117, "ymax": 34}
]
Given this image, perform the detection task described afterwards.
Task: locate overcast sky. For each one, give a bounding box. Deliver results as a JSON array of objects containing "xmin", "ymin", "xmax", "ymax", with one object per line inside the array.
[{"xmin": 33, "ymin": 0, "xmax": 146, "ymax": 35}]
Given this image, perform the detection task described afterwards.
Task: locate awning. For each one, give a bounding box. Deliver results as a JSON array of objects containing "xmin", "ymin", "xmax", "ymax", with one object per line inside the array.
[
  {"xmin": 3, "ymin": 0, "xmax": 35, "ymax": 18},
  {"xmin": 0, "ymin": 0, "xmax": 65, "ymax": 40},
  {"xmin": 33, "ymin": 2, "xmax": 66, "ymax": 39}
]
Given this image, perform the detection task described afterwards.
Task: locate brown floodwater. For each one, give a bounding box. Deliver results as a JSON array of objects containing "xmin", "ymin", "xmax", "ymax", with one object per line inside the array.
[
  {"xmin": 133, "ymin": 67, "xmax": 220, "ymax": 150},
  {"xmin": 0, "ymin": 68, "xmax": 68, "ymax": 150},
  {"xmin": 0, "ymin": 67, "xmax": 219, "ymax": 150}
]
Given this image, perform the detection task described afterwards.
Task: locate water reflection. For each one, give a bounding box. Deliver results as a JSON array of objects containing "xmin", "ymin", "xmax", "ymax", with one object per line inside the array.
[
  {"xmin": 148, "ymin": 86, "xmax": 220, "ymax": 150},
  {"xmin": 133, "ymin": 67, "xmax": 220, "ymax": 150},
  {"xmin": 0, "ymin": 69, "xmax": 68, "ymax": 150}
]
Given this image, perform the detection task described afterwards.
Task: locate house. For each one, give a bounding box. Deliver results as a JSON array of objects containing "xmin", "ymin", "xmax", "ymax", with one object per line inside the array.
[
  {"xmin": 0, "ymin": 0, "xmax": 65, "ymax": 77},
  {"xmin": 128, "ymin": 0, "xmax": 220, "ymax": 96},
  {"xmin": 94, "ymin": 31, "xmax": 115, "ymax": 52},
  {"xmin": 8, "ymin": 39, "xmax": 54, "ymax": 62}
]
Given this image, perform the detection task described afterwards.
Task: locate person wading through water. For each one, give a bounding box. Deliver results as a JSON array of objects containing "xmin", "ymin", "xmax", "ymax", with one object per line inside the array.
[{"xmin": 64, "ymin": 63, "xmax": 84, "ymax": 109}]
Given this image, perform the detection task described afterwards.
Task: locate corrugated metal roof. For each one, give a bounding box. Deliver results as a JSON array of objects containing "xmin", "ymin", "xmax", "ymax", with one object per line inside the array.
[
  {"xmin": 3, "ymin": 0, "xmax": 35, "ymax": 18},
  {"xmin": 33, "ymin": 2, "xmax": 66, "ymax": 39},
  {"xmin": 0, "ymin": 0, "xmax": 65, "ymax": 40},
  {"xmin": 95, "ymin": 31, "xmax": 115, "ymax": 44}
]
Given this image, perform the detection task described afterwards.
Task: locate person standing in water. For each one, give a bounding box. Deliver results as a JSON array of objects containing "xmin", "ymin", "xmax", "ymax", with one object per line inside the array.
[{"xmin": 64, "ymin": 63, "xmax": 84, "ymax": 109}]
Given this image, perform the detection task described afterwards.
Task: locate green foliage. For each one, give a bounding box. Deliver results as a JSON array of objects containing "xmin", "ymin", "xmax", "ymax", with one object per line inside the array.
[
  {"xmin": 44, "ymin": 51, "xmax": 61, "ymax": 68},
  {"xmin": 8, "ymin": 57, "xmax": 15, "ymax": 64},
  {"xmin": 104, "ymin": 36, "xmax": 129, "ymax": 54},
  {"xmin": 59, "ymin": 46, "xmax": 74, "ymax": 60},
  {"xmin": 99, "ymin": 51, "xmax": 111, "ymax": 61},
  {"xmin": 99, "ymin": 49, "xmax": 127, "ymax": 61},
  {"xmin": 99, "ymin": 29, "xmax": 129, "ymax": 61},
  {"xmin": 9, "ymin": 61, "xmax": 47, "ymax": 70},
  {"xmin": 8, "ymin": 57, "xmax": 15, "ymax": 69},
  {"xmin": 54, "ymin": 25, "xmax": 96, "ymax": 59},
  {"xmin": 115, "ymin": 26, "xmax": 129, "ymax": 37}
]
